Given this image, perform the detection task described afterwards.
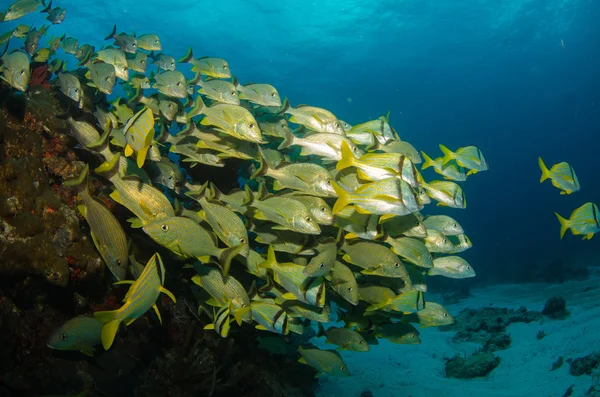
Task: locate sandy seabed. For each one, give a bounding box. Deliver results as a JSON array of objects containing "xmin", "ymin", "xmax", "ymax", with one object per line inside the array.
[{"xmin": 315, "ymin": 267, "xmax": 600, "ymax": 397}]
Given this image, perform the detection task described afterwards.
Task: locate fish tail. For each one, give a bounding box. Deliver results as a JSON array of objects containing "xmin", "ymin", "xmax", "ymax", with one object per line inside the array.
[
  {"xmin": 95, "ymin": 152, "xmax": 121, "ymax": 180},
  {"xmin": 219, "ymin": 244, "xmax": 245, "ymax": 276},
  {"xmin": 438, "ymin": 144, "xmax": 454, "ymax": 165},
  {"xmin": 178, "ymin": 47, "xmax": 194, "ymax": 63},
  {"xmin": 336, "ymin": 140, "xmax": 356, "ymax": 171},
  {"xmin": 251, "ymin": 152, "xmax": 269, "ymax": 179},
  {"xmin": 41, "ymin": 0, "xmax": 52, "ymax": 13},
  {"xmin": 277, "ymin": 130, "xmax": 295, "ymax": 150},
  {"xmin": 331, "ymin": 181, "xmax": 352, "ymax": 215},
  {"xmin": 64, "ymin": 164, "xmax": 90, "ymax": 195},
  {"xmin": 187, "ymin": 69, "xmax": 202, "ymax": 85},
  {"xmin": 232, "ymin": 76, "xmax": 241, "ymax": 89},
  {"xmin": 554, "ymin": 212, "xmax": 570, "ymax": 239},
  {"xmin": 94, "ymin": 310, "xmax": 122, "ymax": 350},
  {"xmin": 104, "ymin": 24, "xmax": 117, "ymax": 41},
  {"xmin": 277, "ymin": 97, "xmax": 290, "ymax": 116},
  {"xmin": 317, "ymin": 322, "xmax": 326, "ymax": 338},
  {"xmin": 258, "ymin": 245, "xmax": 278, "ymax": 269},
  {"xmin": 421, "ymin": 151, "xmax": 436, "ymax": 170},
  {"xmin": 135, "ymin": 145, "xmax": 150, "ymax": 169},
  {"xmin": 538, "ymin": 157, "xmax": 550, "ymax": 183}
]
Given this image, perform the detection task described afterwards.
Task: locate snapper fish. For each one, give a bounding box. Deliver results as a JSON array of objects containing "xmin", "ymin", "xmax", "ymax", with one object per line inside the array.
[
  {"xmin": 104, "ymin": 25, "xmax": 138, "ymax": 54},
  {"xmin": 439, "ymin": 144, "xmax": 488, "ymax": 175},
  {"xmin": 422, "ymin": 215, "xmax": 464, "ymax": 236},
  {"xmin": 194, "ymin": 76, "xmax": 239, "ymax": 105},
  {"xmin": 317, "ymin": 324, "xmax": 369, "ymax": 352},
  {"xmin": 538, "ymin": 157, "xmax": 580, "ymax": 195},
  {"xmin": 47, "ymin": 316, "xmax": 103, "ymax": 356},
  {"xmin": 64, "ymin": 165, "xmax": 128, "ymax": 280},
  {"xmin": 180, "ymin": 48, "xmax": 231, "ymax": 78},
  {"xmin": 234, "ymin": 78, "xmax": 281, "ymax": 107},
  {"xmin": 421, "ymin": 180, "xmax": 466, "ymax": 208},
  {"xmin": 126, "ymin": 52, "xmax": 148, "ymax": 73},
  {"xmin": 555, "ymin": 202, "xmax": 600, "ymax": 240},
  {"xmin": 94, "ymin": 253, "xmax": 176, "ymax": 350},
  {"xmin": 94, "ymin": 48, "xmax": 129, "ymax": 81},
  {"xmin": 150, "ymin": 52, "xmax": 176, "ymax": 71},
  {"xmin": 421, "ymin": 151, "xmax": 467, "ymax": 181},
  {"xmin": 0, "ymin": 0, "xmax": 42, "ymax": 21},
  {"xmin": 375, "ymin": 140, "xmax": 422, "ymax": 164},
  {"xmin": 23, "ymin": 25, "xmax": 47, "ymax": 56},
  {"xmin": 123, "ymin": 107, "xmax": 154, "ymax": 168},
  {"xmin": 297, "ymin": 346, "xmax": 350, "ymax": 378},
  {"xmin": 281, "ymin": 98, "xmax": 345, "ymax": 135},
  {"xmin": 41, "ymin": 0, "xmax": 66, "ymax": 24},
  {"xmin": 428, "ymin": 256, "xmax": 476, "ymax": 279},
  {"xmin": 61, "ymin": 36, "xmax": 78, "ymax": 55},
  {"xmin": 152, "ymin": 70, "xmax": 188, "ymax": 98},
  {"xmin": 137, "ymin": 33, "xmax": 162, "ymax": 51},
  {"xmin": 85, "ymin": 62, "xmax": 117, "ymax": 95},
  {"xmin": 0, "ymin": 47, "xmax": 30, "ymax": 92},
  {"xmin": 279, "ymin": 130, "xmax": 363, "ymax": 161}
]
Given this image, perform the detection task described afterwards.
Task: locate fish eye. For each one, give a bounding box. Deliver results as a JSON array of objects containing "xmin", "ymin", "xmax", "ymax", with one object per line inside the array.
[
  {"xmin": 443, "ymin": 313, "xmax": 448, "ymax": 317},
  {"xmin": 428, "ymin": 255, "xmax": 432, "ymax": 260},
  {"xmin": 271, "ymin": 92, "xmax": 276, "ymax": 97},
  {"xmin": 170, "ymin": 62, "xmax": 175, "ymax": 66},
  {"xmin": 168, "ymin": 176, "xmax": 173, "ymax": 180},
  {"xmin": 340, "ymin": 366, "xmax": 345, "ymax": 371},
  {"xmin": 320, "ymin": 207, "xmax": 326, "ymax": 212},
  {"xmin": 231, "ymin": 91, "xmax": 236, "ymax": 95},
  {"xmin": 443, "ymin": 239, "xmax": 448, "ymax": 244},
  {"xmin": 359, "ymin": 340, "xmax": 363, "ymax": 344},
  {"xmin": 223, "ymin": 65, "xmax": 228, "ymax": 70},
  {"xmin": 452, "ymin": 223, "xmax": 457, "ymax": 227},
  {"xmin": 132, "ymin": 43, "xmax": 136, "ymax": 47},
  {"xmin": 249, "ymin": 123, "xmax": 254, "ymax": 129},
  {"xmin": 305, "ymin": 217, "xmax": 311, "ymax": 222},
  {"xmin": 318, "ymin": 262, "xmax": 324, "ymax": 268},
  {"xmin": 60, "ymin": 333, "xmax": 68, "ymax": 341},
  {"xmin": 124, "ymin": 67, "xmax": 128, "ymax": 71},
  {"xmin": 176, "ymin": 82, "xmax": 181, "ymax": 86},
  {"xmin": 414, "ymin": 220, "xmax": 419, "ymax": 225},
  {"xmin": 117, "ymin": 260, "xmax": 122, "ymax": 266},
  {"xmin": 347, "ymin": 286, "xmax": 353, "ymax": 291},
  {"xmin": 161, "ymin": 224, "xmax": 169, "ymax": 232},
  {"xmin": 74, "ymin": 89, "xmax": 79, "ymax": 93},
  {"xmin": 105, "ymin": 77, "xmax": 110, "ymax": 82},
  {"xmin": 240, "ymin": 238, "xmax": 246, "ymax": 243},
  {"xmin": 155, "ymin": 40, "xmax": 159, "ymax": 43},
  {"xmin": 20, "ymin": 70, "xmax": 25, "ymax": 75},
  {"xmin": 466, "ymin": 266, "xmax": 470, "ymax": 270},
  {"xmin": 394, "ymin": 262, "xmax": 400, "ymax": 268}
]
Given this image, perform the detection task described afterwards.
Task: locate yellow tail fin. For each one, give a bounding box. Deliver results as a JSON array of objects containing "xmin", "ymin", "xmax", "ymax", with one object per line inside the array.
[
  {"xmin": 331, "ymin": 181, "xmax": 352, "ymax": 215},
  {"xmin": 438, "ymin": 144, "xmax": 454, "ymax": 165},
  {"xmin": 94, "ymin": 310, "xmax": 121, "ymax": 350},
  {"xmin": 336, "ymin": 140, "xmax": 356, "ymax": 171},
  {"xmin": 421, "ymin": 151, "xmax": 436, "ymax": 170},
  {"xmin": 554, "ymin": 212, "xmax": 570, "ymax": 239},
  {"xmin": 538, "ymin": 157, "xmax": 551, "ymax": 183},
  {"xmin": 136, "ymin": 144, "xmax": 150, "ymax": 168}
]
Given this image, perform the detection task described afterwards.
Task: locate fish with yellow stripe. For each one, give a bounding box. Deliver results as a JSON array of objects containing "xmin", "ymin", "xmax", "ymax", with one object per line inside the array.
[
  {"xmin": 64, "ymin": 164, "xmax": 128, "ymax": 280},
  {"xmin": 439, "ymin": 144, "xmax": 488, "ymax": 175},
  {"xmin": 123, "ymin": 107, "xmax": 155, "ymax": 168},
  {"xmin": 538, "ymin": 157, "xmax": 580, "ymax": 195},
  {"xmin": 555, "ymin": 202, "xmax": 600, "ymax": 240},
  {"xmin": 94, "ymin": 253, "xmax": 176, "ymax": 350}
]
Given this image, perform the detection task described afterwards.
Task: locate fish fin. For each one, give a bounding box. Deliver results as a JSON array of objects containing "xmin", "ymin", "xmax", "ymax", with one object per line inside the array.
[
  {"xmin": 233, "ymin": 306, "xmax": 251, "ymax": 326},
  {"xmin": 277, "ymin": 130, "xmax": 295, "ymax": 150},
  {"xmin": 331, "ymin": 181, "xmax": 351, "ymax": 215},
  {"xmin": 93, "ymin": 310, "xmax": 121, "ymax": 350},
  {"xmin": 113, "ymin": 280, "xmax": 135, "ymax": 286},
  {"xmin": 345, "ymin": 232, "xmax": 359, "ymax": 240},
  {"xmin": 76, "ymin": 204, "xmax": 87, "ymax": 218},
  {"xmin": 259, "ymin": 245, "xmax": 278, "ymax": 270},
  {"xmin": 354, "ymin": 205, "xmax": 371, "ymax": 214},
  {"xmin": 218, "ymin": 244, "xmax": 245, "ymax": 276},
  {"xmin": 336, "ymin": 140, "xmax": 356, "ymax": 171},
  {"xmin": 272, "ymin": 180, "xmax": 284, "ymax": 191},
  {"xmin": 104, "ymin": 24, "xmax": 117, "ymax": 40},
  {"xmin": 109, "ymin": 190, "xmax": 123, "ymax": 204},
  {"xmin": 379, "ymin": 214, "xmax": 396, "ymax": 223},
  {"xmin": 128, "ymin": 217, "xmax": 145, "ymax": 228},
  {"xmin": 436, "ymin": 202, "xmax": 448, "ymax": 207},
  {"xmin": 365, "ymin": 301, "xmax": 389, "ymax": 312},
  {"xmin": 159, "ymin": 286, "xmax": 177, "ymax": 303},
  {"xmin": 178, "ymin": 47, "xmax": 194, "ymax": 63},
  {"xmin": 152, "ymin": 304, "xmax": 163, "ymax": 324},
  {"xmin": 421, "ymin": 151, "xmax": 436, "ymax": 170},
  {"xmin": 251, "ymin": 153, "xmax": 269, "ymax": 179},
  {"xmin": 204, "ymin": 323, "xmax": 215, "ymax": 330},
  {"xmin": 391, "ymin": 290, "xmax": 421, "ymax": 313},
  {"xmin": 281, "ymin": 292, "xmax": 297, "ymax": 300},
  {"xmin": 438, "ymin": 144, "xmax": 454, "ymax": 165},
  {"xmin": 560, "ymin": 190, "xmax": 569, "ymax": 195},
  {"xmin": 584, "ymin": 233, "xmax": 594, "ymax": 240},
  {"xmin": 95, "ymin": 153, "xmax": 121, "ymax": 179},
  {"xmin": 466, "ymin": 169, "xmax": 478, "ymax": 176},
  {"xmin": 124, "ymin": 144, "xmax": 134, "ymax": 157},
  {"xmin": 537, "ymin": 157, "xmax": 551, "ymax": 183},
  {"xmin": 64, "ymin": 164, "xmax": 90, "ymax": 194},
  {"xmin": 255, "ymin": 324, "xmax": 267, "ymax": 331},
  {"xmin": 554, "ymin": 212, "xmax": 569, "ymax": 239},
  {"xmin": 79, "ymin": 345, "xmax": 95, "ymax": 357},
  {"xmin": 298, "ymin": 357, "xmax": 307, "ymax": 364},
  {"xmin": 136, "ymin": 143, "xmax": 152, "ymax": 169}
]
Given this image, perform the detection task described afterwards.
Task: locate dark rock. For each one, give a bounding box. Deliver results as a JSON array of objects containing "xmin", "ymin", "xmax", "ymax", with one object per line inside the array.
[
  {"xmin": 360, "ymin": 390, "xmax": 374, "ymax": 397},
  {"xmin": 445, "ymin": 351, "xmax": 501, "ymax": 378},
  {"xmin": 542, "ymin": 296, "xmax": 570, "ymax": 320},
  {"xmin": 551, "ymin": 356, "xmax": 564, "ymax": 371},
  {"xmin": 483, "ymin": 333, "xmax": 511, "ymax": 352},
  {"xmin": 569, "ymin": 352, "xmax": 600, "ymax": 376}
]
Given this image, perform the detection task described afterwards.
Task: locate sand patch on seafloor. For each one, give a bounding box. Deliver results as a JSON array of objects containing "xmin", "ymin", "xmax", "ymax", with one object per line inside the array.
[{"xmin": 315, "ymin": 267, "xmax": 600, "ymax": 397}]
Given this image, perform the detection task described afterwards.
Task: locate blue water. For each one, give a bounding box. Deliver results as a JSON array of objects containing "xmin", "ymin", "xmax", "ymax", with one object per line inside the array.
[{"xmin": 4, "ymin": 0, "xmax": 599, "ymax": 279}]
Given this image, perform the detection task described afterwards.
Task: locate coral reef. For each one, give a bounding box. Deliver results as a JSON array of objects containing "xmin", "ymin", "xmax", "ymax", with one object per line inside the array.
[
  {"xmin": 541, "ymin": 296, "xmax": 570, "ymax": 320},
  {"xmin": 445, "ymin": 351, "xmax": 501, "ymax": 379}
]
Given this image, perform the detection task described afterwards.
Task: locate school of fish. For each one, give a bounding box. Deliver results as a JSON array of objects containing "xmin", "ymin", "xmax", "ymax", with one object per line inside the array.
[{"xmin": 2, "ymin": 0, "xmax": 488, "ymax": 377}]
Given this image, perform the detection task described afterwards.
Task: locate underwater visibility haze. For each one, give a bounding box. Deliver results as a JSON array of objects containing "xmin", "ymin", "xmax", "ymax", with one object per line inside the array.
[{"xmin": 0, "ymin": 0, "xmax": 599, "ymax": 396}]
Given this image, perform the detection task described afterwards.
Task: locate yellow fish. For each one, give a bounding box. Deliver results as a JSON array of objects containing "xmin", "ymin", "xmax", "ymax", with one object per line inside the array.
[
  {"xmin": 94, "ymin": 253, "xmax": 176, "ymax": 350},
  {"xmin": 123, "ymin": 107, "xmax": 154, "ymax": 168},
  {"xmin": 555, "ymin": 202, "xmax": 600, "ymax": 239},
  {"xmin": 538, "ymin": 157, "xmax": 580, "ymax": 195}
]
